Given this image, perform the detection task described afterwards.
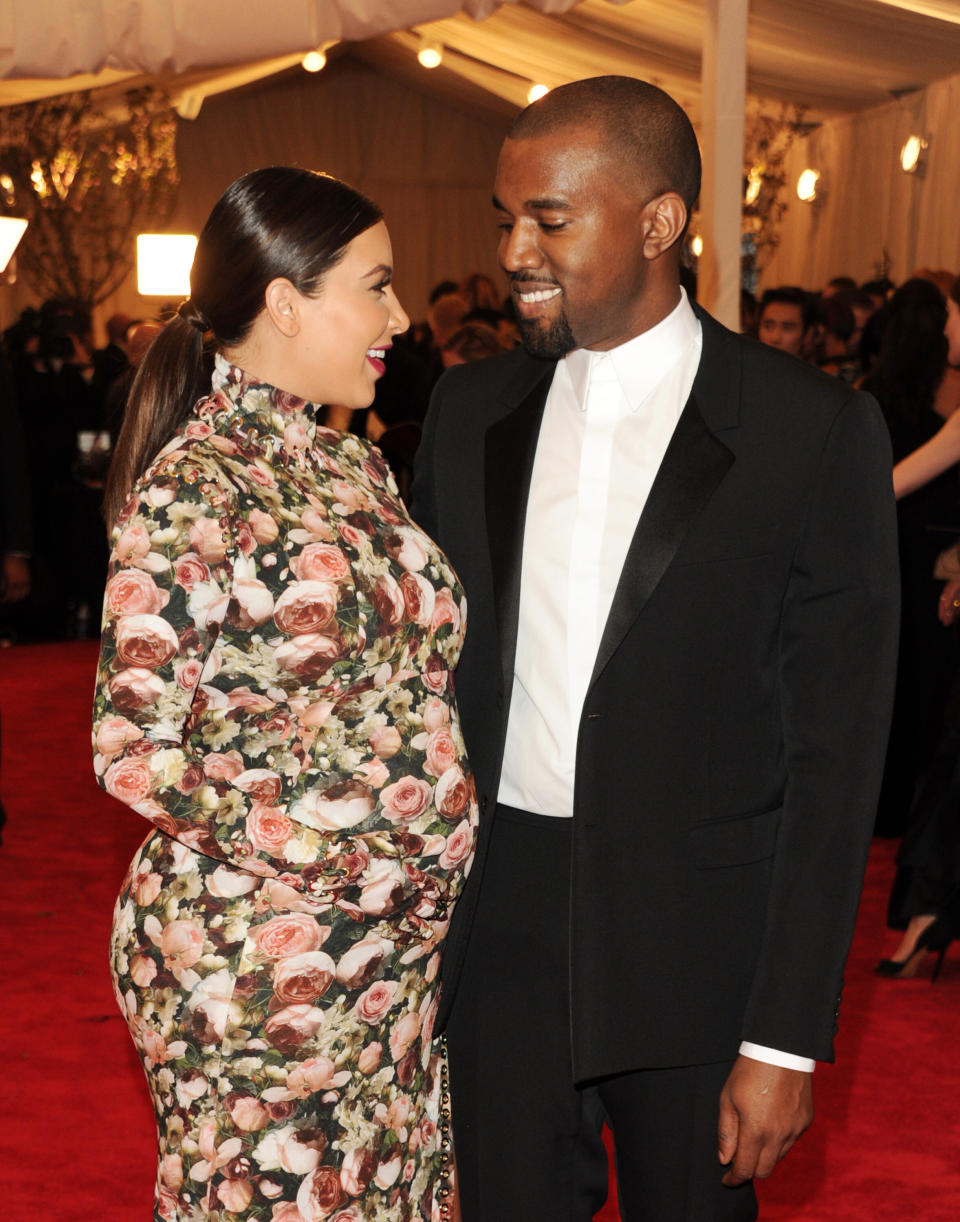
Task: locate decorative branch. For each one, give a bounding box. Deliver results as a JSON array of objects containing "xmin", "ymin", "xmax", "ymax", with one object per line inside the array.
[
  {"xmin": 741, "ymin": 102, "xmax": 810, "ymax": 285},
  {"xmin": 0, "ymin": 88, "xmax": 180, "ymax": 308}
]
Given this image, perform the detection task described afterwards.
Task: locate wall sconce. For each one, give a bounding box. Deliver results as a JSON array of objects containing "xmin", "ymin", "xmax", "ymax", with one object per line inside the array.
[
  {"xmin": 302, "ymin": 49, "xmax": 327, "ymax": 73},
  {"xmin": 0, "ymin": 216, "xmax": 28, "ymax": 273},
  {"xmin": 417, "ymin": 39, "xmax": 443, "ymax": 69},
  {"xmin": 899, "ymin": 134, "xmax": 928, "ymax": 174},
  {"xmin": 690, "ymin": 234, "xmax": 704, "ymax": 258},
  {"xmin": 744, "ymin": 164, "xmax": 763, "ymax": 206},
  {"xmin": 137, "ymin": 234, "xmax": 198, "ymax": 297},
  {"xmin": 527, "ymin": 83, "xmax": 550, "ymax": 103},
  {"xmin": 796, "ymin": 168, "xmax": 822, "ymax": 203}
]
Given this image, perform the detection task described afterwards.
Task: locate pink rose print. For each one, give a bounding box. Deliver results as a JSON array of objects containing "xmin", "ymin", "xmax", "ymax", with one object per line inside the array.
[
  {"xmin": 422, "ymin": 698, "xmax": 450, "ymax": 733},
  {"xmin": 248, "ymin": 508, "xmax": 279, "ymax": 545},
  {"xmin": 422, "ymin": 652, "xmax": 449, "ymax": 694},
  {"xmin": 188, "ymin": 515, "xmax": 228, "ymax": 564},
  {"xmin": 95, "ymin": 716, "xmax": 145, "ymax": 758},
  {"xmin": 228, "ymin": 1094, "xmax": 271, "ymax": 1133},
  {"xmin": 108, "ymin": 667, "xmax": 165, "ymax": 712},
  {"xmin": 103, "ymin": 756, "xmax": 153, "ymax": 804},
  {"xmin": 430, "ymin": 587, "xmax": 461, "ymax": 634},
  {"xmin": 232, "ymin": 769, "xmax": 283, "ymax": 803},
  {"xmin": 435, "ymin": 765, "xmax": 470, "ymax": 819},
  {"xmin": 115, "ymin": 614, "xmax": 180, "ymax": 669},
  {"xmin": 252, "ymin": 914, "xmax": 328, "ymax": 958},
  {"xmin": 381, "ymin": 777, "xmax": 433, "ymax": 825},
  {"xmin": 273, "ymin": 581, "xmax": 338, "ymax": 635},
  {"xmin": 424, "ymin": 727, "xmax": 458, "ymax": 778},
  {"xmin": 389, "ymin": 1010, "xmax": 422, "ymax": 1063},
  {"xmin": 273, "ymin": 951, "xmax": 336, "ymax": 1005},
  {"xmin": 105, "ymin": 569, "xmax": 170, "ymax": 617},
  {"xmin": 203, "ymin": 751, "xmax": 245, "ymax": 781},
  {"xmin": 160, "ymin": 919, "xmax": 204, "ymax": 969},
  {"xmin": 335, "ymin": 937, "xmax": 387, "ymax": 990},
  {"xmin": 400, "ymin": 572, "xmax": 435, "ymax": 627},
  {"xmin": 275, "ymin": 634, "xmax": 344, "ymax": 679},
  {"xmin": 297, "ymin": 1166, "xmax": 346, "ymax": 1222},
  {"xmin": 439, "ymin": 819, "xmax": 474, "ymax": 869},
  {"xmin": 229, "ymin": 577, "xmax": 275, "ymax": 628},
  {"xmin": 114, "ymin": 522, "xmax": 151, "ymax": 562},
  {"xmin": 357, "ymin": 1043, "xmax": 382, "ymax": 1074},
  {"xmin": 384, "ymin": 527, "xmax": 428, "ymax": 573},
  {"xmin": 173, "ymin": 552, "xmax": 211, "ymax": 590},
  {"xmin": 340, "ymin": 1147, "xmax": 377, "ymax": 1196},
  {"xmin": 247, "ymin": 805, "xmax": 293, "ymax": 853},
  {"xmin": 354, "ymin": 979, "xmax": 398, "ymax": 1024},
  {"xmin": 291, "ymin": 543, "xmax": 350, "ymax": 583},
  {"xmin": 264, "ymin": 1004, "xmax": 325, "ymax": 1055},
  {"xmin": 291, "ymin": 781, "xmax": 375, "ymax": 832},
  {"xmin": 371, "ymin": 573, "xmax": 405, "ymax": 630}
]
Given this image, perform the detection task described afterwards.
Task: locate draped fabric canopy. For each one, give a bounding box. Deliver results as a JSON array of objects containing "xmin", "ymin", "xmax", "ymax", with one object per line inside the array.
[{"xmin": 4, "ymin": 0, "xmax": 960, "ymax": 122}]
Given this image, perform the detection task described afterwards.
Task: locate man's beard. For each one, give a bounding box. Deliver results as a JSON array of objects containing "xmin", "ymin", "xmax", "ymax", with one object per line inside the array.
[{"xmin": 517, "ymin": 310, "xmax": 577, "ymax": 360}]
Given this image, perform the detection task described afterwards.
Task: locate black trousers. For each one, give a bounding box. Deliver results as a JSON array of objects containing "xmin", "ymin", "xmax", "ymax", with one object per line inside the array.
[{"xmin": 445, "ymin": 805, "xmax": 758, "ymax": 1222}]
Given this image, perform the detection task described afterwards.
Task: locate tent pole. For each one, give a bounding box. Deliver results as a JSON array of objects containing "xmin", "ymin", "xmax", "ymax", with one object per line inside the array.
[{"xmin": 698, "ymin": 0, "xmax": 747, "ymax": 329}]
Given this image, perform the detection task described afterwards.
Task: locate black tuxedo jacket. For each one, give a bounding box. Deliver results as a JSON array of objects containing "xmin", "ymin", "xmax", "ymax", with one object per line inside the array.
[{"xmin": 412, "ymin": 306, "xmax": 899, "ymax": 1083}]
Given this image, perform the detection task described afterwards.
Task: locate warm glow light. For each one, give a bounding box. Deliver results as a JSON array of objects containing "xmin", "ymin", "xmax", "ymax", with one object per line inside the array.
[
  {"xmin": 690, "ymin": 234, "xmax": 704, "ymax": 258},
  {"xmin": 301, "ymin": 50, "xmax": 327, "ymax": 73},
  {"xmin": 137, "ymin": 234, "xmax": 198, "ymax": 296},
  {"xmin": 900, "ymin": 134, "xmax": 927, "ymax": 173},
  {"xmin": 418, "ymin": 40, "xmax": 443, "ymax": 69},
  {"xmin": 527, "ymin": 83, "xmax": 550, "ymax": 103},
  {"xmin": 796, "ymin": 168, "xmax": 821, "ymax": 202},
  {"xmin": 0, "ymin": 216, "xmax": 28, "ymax": 272},
  {"xmin": 744, "ymin": 164, "xmax": 763, "ymax": 206}
]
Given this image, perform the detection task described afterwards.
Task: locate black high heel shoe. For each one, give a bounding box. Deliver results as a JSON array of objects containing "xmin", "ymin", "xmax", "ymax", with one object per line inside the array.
[{"xmin": 875, "ymin": 916, "xmax": 952, "ymax": 980}]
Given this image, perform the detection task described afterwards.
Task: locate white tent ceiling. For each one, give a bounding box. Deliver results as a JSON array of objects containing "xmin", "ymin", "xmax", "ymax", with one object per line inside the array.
[{"xmin": 4, "ymin": 0, "xmax": 960, "ymax": 124}]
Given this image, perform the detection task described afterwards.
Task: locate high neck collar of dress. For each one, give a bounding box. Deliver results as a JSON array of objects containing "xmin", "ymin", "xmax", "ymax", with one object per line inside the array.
[{"xmin": 203, "ymin": 353, "xmax": 319, "ymax": 449}]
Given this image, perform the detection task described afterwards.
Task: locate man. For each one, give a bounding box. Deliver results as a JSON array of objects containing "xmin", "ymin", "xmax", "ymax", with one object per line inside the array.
[
  {"xmin": 756, "ymin": 286, "xmax": 816, "ymax": 358},
  {"xmin": 413, "ymin": 77, "xmax": 899, "ymax": 1221}
]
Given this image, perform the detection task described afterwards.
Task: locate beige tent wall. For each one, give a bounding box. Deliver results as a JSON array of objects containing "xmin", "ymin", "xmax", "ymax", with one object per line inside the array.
[
  {"xmin": 2, "ymin": 57, "xmax": 511, "ymax": 339},
  {"xmin": 759, "ymin": 69, "xmax": 960, "ymax": 293}
]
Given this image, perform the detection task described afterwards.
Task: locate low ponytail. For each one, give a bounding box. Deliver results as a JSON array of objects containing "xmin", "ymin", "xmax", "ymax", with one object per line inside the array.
[{"xmin": 103, "ymin": 314, "xmax": 208, "ymax": 531}]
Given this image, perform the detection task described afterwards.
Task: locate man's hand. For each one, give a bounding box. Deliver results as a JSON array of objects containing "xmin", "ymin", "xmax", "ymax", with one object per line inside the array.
[{"xmin": 717, "ymin": 1055, "xmax": 814, "ymax": 1186}]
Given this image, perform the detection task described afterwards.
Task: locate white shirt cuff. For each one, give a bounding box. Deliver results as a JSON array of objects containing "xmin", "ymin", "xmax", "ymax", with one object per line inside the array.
[{"xmin": 738, "ymin": 1041, "xmax": 815, "ymax": 1072}]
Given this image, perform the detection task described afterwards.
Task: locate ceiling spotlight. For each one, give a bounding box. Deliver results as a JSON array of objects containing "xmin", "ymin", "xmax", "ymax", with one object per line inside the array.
[
  {"xmin": 301, "ymin": 49, "xmax": 327, "ymax": 73},
  {"xmin": 137, "ymin": 234, "xmax": 198, "ymax": 297},
  {"xmin": 690, "ymin": 234, "xmax": 704, "ymax": 258},
  {"xmin": 418, "ymin": 39, "xmax": 443, "ymax": 69},
  {"xmin": 899, "ymin": 134, "xmax": 928, "ymax": 174},
  {"xmin": 796, "ymin": 168, "xmax": 821, "ymax": 203},
  {"xmin": 527, "ymin": 83, "xmax": 550, "ymax": 103}
]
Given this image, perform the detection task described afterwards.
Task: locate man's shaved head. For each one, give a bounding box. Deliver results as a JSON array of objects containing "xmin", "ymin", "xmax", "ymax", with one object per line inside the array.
[{"xmin": 508, "ymin": 76, "xmax": 701, "ymax": 213}]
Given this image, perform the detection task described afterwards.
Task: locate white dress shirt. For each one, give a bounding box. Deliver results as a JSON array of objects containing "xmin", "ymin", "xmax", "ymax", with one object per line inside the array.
[{"xmin": 498, "ymin": 288, "xmax": 814, "ymax": 1074}]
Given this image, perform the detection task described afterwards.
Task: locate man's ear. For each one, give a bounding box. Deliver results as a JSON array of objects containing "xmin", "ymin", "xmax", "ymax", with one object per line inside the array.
[
  {"xmin": 263, "ymin": 278, "xmax": 302, "ymax": 338},
  {"xmin": 641, "ymin": 193, "xmax": 688, "ymax": 259}
]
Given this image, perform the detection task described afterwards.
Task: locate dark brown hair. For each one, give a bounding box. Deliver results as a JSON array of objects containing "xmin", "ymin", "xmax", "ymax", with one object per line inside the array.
[{"xmin": 104, "ymin": 166, "xmax": 382, "ymax": 528}]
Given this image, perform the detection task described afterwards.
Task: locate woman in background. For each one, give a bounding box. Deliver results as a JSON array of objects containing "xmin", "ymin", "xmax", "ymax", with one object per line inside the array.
[{"xmin": 94, "ymin": 166, "xmax": 474, "ymax": 1220}]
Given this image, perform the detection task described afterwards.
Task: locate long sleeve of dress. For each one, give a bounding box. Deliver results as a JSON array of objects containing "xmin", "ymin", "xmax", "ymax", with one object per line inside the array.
[{"xmin": 94, "ymin": 365, "xmax": 475, "ymax": 908}]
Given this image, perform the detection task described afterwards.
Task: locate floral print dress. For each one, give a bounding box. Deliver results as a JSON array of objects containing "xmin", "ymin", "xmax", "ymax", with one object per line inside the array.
[{"xmin": 94, "ymin": 356, "xmax": 477, "ymax": 1222}]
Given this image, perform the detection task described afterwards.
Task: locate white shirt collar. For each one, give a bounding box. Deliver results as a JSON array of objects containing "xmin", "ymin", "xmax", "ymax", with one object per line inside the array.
[{"xmin": 563, "ymin": 287, "xmax": 699, "ymax": 412}]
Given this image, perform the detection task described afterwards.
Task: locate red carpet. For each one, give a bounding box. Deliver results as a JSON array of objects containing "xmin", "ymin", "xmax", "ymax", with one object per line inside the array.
[{"xmin": 1, "ymin": 640, "xmax": 959, "ymax": 1221}]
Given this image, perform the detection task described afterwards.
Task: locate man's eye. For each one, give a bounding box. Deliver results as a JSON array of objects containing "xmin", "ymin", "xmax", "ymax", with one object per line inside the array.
[
  {"xmin": 496, "ymin": 220, "xmax": 514, "ymax": 232},
  {"xmin": 539, "ymin": 221, "xmax": 566, "ymax": 232}
]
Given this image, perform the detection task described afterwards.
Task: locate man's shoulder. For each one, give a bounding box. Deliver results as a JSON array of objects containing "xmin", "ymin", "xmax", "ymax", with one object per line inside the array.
[{"xmin": 432, "ymin": 347, "xmax": 552, "ymax": 411}]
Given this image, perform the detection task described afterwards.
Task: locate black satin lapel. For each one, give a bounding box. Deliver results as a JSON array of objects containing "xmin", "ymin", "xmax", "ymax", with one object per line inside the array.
[
  {"xmin": 484, "ymin": 374, "xmax": 552, "ymax": 693},
  {"xmin": 589, "ymin": 394, "xmax": 734, "ymax": 689}
]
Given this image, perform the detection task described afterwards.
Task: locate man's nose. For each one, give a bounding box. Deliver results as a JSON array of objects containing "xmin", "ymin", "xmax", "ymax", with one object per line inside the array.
[{"xmin": 500, "ymin": 223, "xmax": 541, "ymax": 273}]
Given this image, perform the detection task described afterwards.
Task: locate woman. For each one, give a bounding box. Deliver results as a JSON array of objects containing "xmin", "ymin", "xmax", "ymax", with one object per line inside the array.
[
  {"xmin": 876, "ymin": 274, "xmax": 960, "ymax": 978},
  {"xmin": 93, "ymin": 167, "xmax": 475, "ymax": 1221}
]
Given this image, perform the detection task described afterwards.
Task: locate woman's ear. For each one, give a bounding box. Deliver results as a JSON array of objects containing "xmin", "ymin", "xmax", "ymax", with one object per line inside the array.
[
  {"xmin": 263, "ymin": 278, "xmax": 302, "ymax": 338},
  {"xmin": 641, "ymin": 192, "xmax": 688, "ymax": 259}
]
